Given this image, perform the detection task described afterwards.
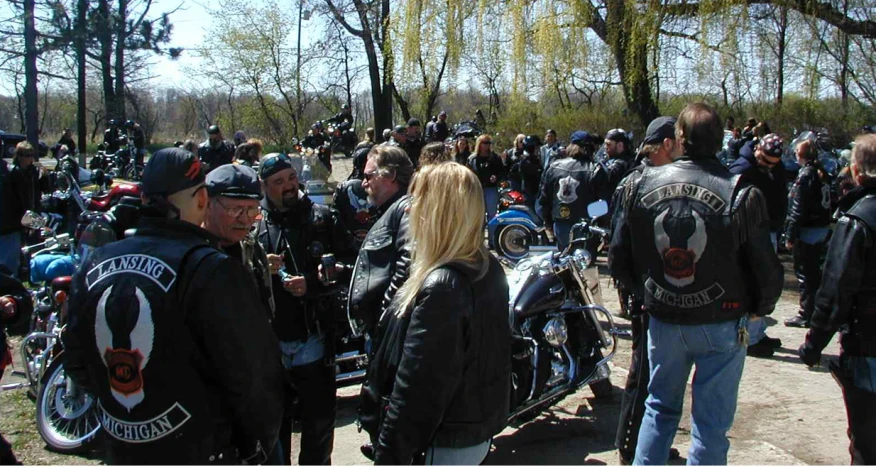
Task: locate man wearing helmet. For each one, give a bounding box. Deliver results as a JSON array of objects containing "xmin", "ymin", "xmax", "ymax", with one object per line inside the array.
[
  {"xmin": 198, "ymin": 125, "xmax": 236, "ymax": 174},
  {"xmin": 325, "ymin": 103, "xmax": 354, "ymax": 132},
  {"xmin": 302, "ymin": 122, "xmax": 328, "ymax": 150}
]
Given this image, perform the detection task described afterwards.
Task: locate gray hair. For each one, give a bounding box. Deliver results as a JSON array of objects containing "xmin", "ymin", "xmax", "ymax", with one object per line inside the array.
[
  {"xmin": 368, "ymin": 145, "xmax": 414, "ymax": 187},
  {"xmin": 853, "ymin": 134, "xmax": 876, "ymax": 179}
]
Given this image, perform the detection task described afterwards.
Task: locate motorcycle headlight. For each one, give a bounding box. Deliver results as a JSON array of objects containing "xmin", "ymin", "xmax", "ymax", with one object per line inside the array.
[
  {"xmin": 543, "ymin": 317, "xmax": 568, "ymax": 347},
  {"xmin": 571, "ymin": 248, "xmax": 592, "ymax": 270}
]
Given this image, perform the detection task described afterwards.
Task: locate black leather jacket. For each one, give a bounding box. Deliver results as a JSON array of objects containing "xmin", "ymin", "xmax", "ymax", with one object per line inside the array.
[
  {"xmin": 347, "ymin": 191, "xmax": 409, "ymax": 336},
  {"xmin": 728, "ymin": 141, "xmax": 788, "ymax": 232},
  {"xmin": 538, "ymin": 156, "xmax": 607, "ymax": 226},
  {"xmin": 325, "ymin": 111, "xmax": 353, "ymax": 130},
  {"xmin": 803, "ymin": 184, "xmax": 876, "ymax": 358},
  {"xmin": 610, "ymin": 157, "xmax": 783, "ymax": 324},
  {"xmin": 360, "ymin": 256, "xmax": 510, "ymax": 464},
  {"xmin": 785, "ymin": 161, "xmax": 831, "ymax": 242},
  {"xmin": 63, "ymin": 217, "xmax": 285, "ymax": 465},
  {"xmin": 104, "ymin": 127, "xmax": 121, "ymax": 153},
  {"xmin": 1, "ymin": 268, "xmax": 31, "ymax": 365},
  {"xmin": 334, "ymin": 179, "xmax": 379, "ymax": 248},
  {"xmin": 255, "ymin": 194, "xmax": 357, "ymax": 343},
  {"xmin": 198, "ymin": 140, "xmax": 235, "ymax": 173},
  {"xmin": 602, "ymin": 155, "xmax": 636, "ymax": 202},
  {"xmin": 302, "ymin": 133, "xmax": 328, "ymax": 150}
]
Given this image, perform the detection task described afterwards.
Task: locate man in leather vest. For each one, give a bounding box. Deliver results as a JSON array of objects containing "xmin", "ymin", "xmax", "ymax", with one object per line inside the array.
[
  {"xmin": 347, "ymin": 145, "xmax": 415, "ymax": 338},
  {"xmin": 255, "ymin": 152, "xmax": 356, "ymax": 465},
  {"xmin": 198, "ymin": 125, "xmax": 236, "ymax": 174},
  {"xmin": 611, "ymin": 116, "xmax": 681, "ymax": 465},
  {"xmin": 204, "ymin": 164, "xmax": 274, "ymax": 321},
  {"xmin": 784, "ymin": 139, "xmax": 833, "ymax": 328},
  {"xmin": 610, "ymin": 103, "xmax": 783, "ymax": 465},
  {"xmin": 537, "ymin": 130, "xmax": 607, "ymax": 251},
  {"xmin": 799, "ymin": 134, "xmax": 876, "ymax": 464},
  {"xmin": 63, "ymin": 148, "xmax": 285, "ymax": 465}
]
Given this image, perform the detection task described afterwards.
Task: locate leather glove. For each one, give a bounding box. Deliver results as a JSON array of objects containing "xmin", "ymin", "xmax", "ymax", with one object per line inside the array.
[{"xmin": 798, "ymin": 339, "xmax": 822, "ymax": 367}]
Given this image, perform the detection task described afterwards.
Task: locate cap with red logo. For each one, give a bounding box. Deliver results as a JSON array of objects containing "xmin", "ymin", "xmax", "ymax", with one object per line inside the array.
[{"xmin": 141, "ymin": 148, "xmax": 206, "ymax": 197}]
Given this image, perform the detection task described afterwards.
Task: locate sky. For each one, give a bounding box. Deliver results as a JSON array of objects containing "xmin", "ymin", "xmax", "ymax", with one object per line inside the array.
[{"xmin": 0, "ymin": 0, "xmax": 323, "ymax": 92}]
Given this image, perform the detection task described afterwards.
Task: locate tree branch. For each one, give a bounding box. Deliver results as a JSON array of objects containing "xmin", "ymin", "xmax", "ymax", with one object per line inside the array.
[{"xmin": 325, "ymin": 0, "xmax": 364, "ymax": 37}]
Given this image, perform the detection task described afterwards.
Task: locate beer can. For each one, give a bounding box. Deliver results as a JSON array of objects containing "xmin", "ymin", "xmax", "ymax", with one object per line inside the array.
[{"xmin": 321, "ymin": 253, "xmax": 337, "ymax": 283}]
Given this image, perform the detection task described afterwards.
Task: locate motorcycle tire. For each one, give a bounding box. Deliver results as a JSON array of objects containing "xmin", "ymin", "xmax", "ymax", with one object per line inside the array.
[
  {"xmin": 588, "ymin": 378, "xmax": 613, "ymax": 399},
  {"xmin": 123, "ymin": 164, "xmax": 144, "ymax": 181},
  {"xmin": 36, "ymin": 352, "xmax": 102, "ymax": 454},
  {"xmin": 496, "ymin": 225, "xmax": 533, "ymax": 261}
]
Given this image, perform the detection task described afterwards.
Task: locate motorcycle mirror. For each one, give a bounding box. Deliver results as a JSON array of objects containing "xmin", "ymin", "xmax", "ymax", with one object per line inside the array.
[
  {"xmin": 21, "ymin": 211, "xmax": 46, "ymax": 229},
  {"xmin": 79, "ymin": 220, "xmax": 117, "ymax": 249},
  {"xmin": 587, "ymin": 200, "xmax": 609, "ymax": 219}
]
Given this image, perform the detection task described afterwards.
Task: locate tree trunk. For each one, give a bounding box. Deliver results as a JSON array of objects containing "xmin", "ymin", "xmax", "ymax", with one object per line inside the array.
[
  {"xmin": 24, "ymin": 0, "xmax": 39, "ymax": 146},
  {"xmin": 97, "ymin": 0, "xmax": 117, "ymax": 120},
  {"xmin": 114, "ymin": 0, "xmax": 128, "ymax": 120},
  {"xmin": 776, "ymin": 6, "xmax": 788, "ymax": 106},
  {"xmin": 76, "ymin": 0, "xmax": 88, "ymax": 164},
  {"xmin": 605, "ymin": 0, "xmax": 658, "ymax": 127}
]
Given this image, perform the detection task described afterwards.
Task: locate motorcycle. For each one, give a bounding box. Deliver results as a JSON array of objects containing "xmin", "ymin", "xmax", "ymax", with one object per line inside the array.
[
  {"xmin": 328, "ymin": 122, "xmax": 358, "ymax": 158},
  {"xmin": 488, "ymin": 187, "xmax": 553, "ymax": 262},
  {"xmin": 2, "ymin": 215, "xmax": 107, "ymax": 453},
  {"xmin": 506, "ymin": 200, "xmax": 620, "ymax": 422}
]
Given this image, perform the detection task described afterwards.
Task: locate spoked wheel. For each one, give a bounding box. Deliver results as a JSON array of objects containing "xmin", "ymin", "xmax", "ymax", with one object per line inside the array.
[
  {"xmin": 36, "ymin": 353, "xmax": 102, "ymax": 453},
  {"xmin": 497, "ymin": 225, "xmax": 533, "ymax": 261},
  {"xmin": 123, "ymin": 164, "xmax": 144, "ymax": 181}
]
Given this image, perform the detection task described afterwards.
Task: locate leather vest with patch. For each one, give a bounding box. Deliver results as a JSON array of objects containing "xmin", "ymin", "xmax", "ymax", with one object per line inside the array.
[
  {"xmin": 844, "ymin": 195, "xmax": 876, "ymax": 334},
  {"xmin": 79, "ymin": 232, "xmax": 220, "ymax": 456},
  {"xmin": 629, "ymin": 159, "xmax": 749, "ymax": 323}
]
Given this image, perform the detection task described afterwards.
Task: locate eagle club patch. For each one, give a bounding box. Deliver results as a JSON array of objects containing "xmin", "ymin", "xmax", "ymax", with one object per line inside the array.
[
  {"xmin": 557, "ymin": 176, "xmax": 580, "ymax": 204},
  {"xmin": 95, "ymin": 285, "xmax": 155, "ymax": 411},
  {"xmin": 86, "ymin": 255, "xmax": 177, "ymax": 292}
]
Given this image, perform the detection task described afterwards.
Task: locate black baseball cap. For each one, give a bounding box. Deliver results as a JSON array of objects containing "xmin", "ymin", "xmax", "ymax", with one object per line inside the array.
[
  {"xmin": 206, "ymin": 164, "xmax": 262, "ymax": 199},
  {"xmin": 643, "ymin": 117, "xmax": 677, "ymax": 144},
  {"xmin": 393, "ymin": 124, "xmax": 407, "ymax": 134},
  {"xmin": 570, "ymin": 130, "xmax": 596, "ymax": 146},
  {"xmin": 141, "ymin": 148, "xmax": 205, "ymax": 197},
  {"xmin": 207, "ymin": 125, "xmax": 221, "ymax": 135},
  {"xmin": 407, "ymin": 118, "xmax": 421, "ymax": 127}
]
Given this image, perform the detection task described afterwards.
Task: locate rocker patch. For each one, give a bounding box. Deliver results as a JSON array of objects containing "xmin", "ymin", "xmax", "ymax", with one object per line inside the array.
[
  {"xmin": 645, "ymin": 278, "xmax": 725, "ymax": 308},
  {"xmin": 641, "ymin": 183, "xmax": 726, "ymax": 212},
  {"xmin": 100, "ymin": 402, "xmax": 191, "ymax": 444},
  {"xmin": 86, "ymin": 255, "xmax": 177, "ymax": 292}
]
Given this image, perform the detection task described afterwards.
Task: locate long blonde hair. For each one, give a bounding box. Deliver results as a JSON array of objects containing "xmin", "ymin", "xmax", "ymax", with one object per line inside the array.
[{"xmin": 393, "ymin": 162, "xmax": 490, "ymax": 316}]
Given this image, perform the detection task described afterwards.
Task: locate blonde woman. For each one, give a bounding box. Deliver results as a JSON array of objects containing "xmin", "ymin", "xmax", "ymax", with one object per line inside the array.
[
  {"xmin": 466, "ymin": 134, "xmax": 504, "ymax": 220},
  {"xmin": 359, "ymin": 162, "xmax": 510, "ymax": 465}
]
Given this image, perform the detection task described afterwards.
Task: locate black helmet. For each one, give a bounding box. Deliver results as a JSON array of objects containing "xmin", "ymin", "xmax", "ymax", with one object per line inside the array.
[
  {"xmin": 108, "ymin": 119, "xmax": 117, "ymax": 126},
  {"xmin": 207, "ymin": 125, "xmax": 221, "ymax": 135},
  {"xmin": 125, "ymin": 119, "xmax": 135, "ymax": 128}
]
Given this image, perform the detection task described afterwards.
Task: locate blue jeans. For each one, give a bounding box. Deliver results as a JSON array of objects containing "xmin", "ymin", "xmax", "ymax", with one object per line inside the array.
[
  {"xmin": 634, "ymin": 316, "xmax": 747, "ymax": 465},
  {"xmin": 0, "ymin": 232, "xmax": 20, "ymax": 276},
  {"xmin": 483, "ymin": 186, "xmax": 499, "ymax": 222},
  {"xmin": 554, "ymin": 220, "xmax": 573, "ymax": 251},
  {"xmin": 747, "ymin": 317, "xmax": 766, "ymax": 345}
]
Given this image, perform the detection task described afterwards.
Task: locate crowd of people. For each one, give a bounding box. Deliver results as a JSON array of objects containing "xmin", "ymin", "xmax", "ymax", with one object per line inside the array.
[{"xmin": 0, "ymin": 102, "xmax": 875, "ymax": 466}]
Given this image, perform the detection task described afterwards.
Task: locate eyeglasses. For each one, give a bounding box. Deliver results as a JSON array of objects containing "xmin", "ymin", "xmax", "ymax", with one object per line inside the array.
[
  {"xmin": 215, "ymin": 198, "xmax": 262, "ymax": 219},
  {"xmin": 363, "ymin": 171, "xmax": 383, "ymax": 182}
]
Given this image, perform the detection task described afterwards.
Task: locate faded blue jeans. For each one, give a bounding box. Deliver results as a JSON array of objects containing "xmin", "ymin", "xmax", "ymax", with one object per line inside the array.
[{"xmin": 634, "ymin": 316, "xmax": 747, "ymax": 465}]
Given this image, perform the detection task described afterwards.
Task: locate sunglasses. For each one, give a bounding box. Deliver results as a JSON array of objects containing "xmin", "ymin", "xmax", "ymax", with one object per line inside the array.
[
  {"xmin": 260, "ymin": 153, "xmax": 292, "ymax": 172},
  {"xmin": 215, "ymin": 198, "xmax": 262, "ymax": 219},
  {"xmin": 363, "ymin": 171, "xmax": 383, "ymax": 182},
  {"xmin": 482, "ymin": 141, "xmax": 493, "ymax": 145}
]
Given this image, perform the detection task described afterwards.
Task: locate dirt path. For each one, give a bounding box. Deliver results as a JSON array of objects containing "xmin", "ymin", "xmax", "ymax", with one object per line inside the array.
[{"xmin": 0, "ymin": 153, "xmax": 851, "ymax": 465}]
